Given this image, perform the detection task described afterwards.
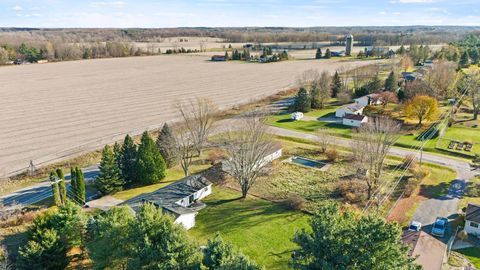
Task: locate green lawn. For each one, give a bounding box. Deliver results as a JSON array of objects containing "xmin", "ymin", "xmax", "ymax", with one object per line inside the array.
[
  {"xmin": 457, "ymin": 247, "xmax": 480, "ymax": 268},
  {"xmin": 189, "ymin": 186, "xmax": 310, "ymax": 270},
  {"xmin": 303, "ymin": 106, "xmax": 338, "ymax": 118},
  {"xmin": 266, "ymin": 114, "xmax": 352, "ymax": 138},
  {"xmin": 436, "ymin": 126, "xmax": 480, "ymax": 157}
]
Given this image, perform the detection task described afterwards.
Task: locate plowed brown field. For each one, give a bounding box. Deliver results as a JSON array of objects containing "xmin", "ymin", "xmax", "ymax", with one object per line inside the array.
[{"xmin": 0, "ymin": 54, "xmax": 378, "ymax": 177}]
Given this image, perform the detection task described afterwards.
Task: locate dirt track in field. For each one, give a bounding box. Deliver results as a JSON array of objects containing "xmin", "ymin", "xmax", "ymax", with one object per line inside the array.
[{"xmin": 0, "ymin": 54, "xmax": 378, "ymax": 177}]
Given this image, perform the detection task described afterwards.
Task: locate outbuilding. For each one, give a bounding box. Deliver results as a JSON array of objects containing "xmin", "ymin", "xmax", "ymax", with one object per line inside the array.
[
  {"xmin": 126, "ymin": 174, "xmax": 212, "ymax": 230},
  {"xmin": 465, "ymin": 203, "xmax": 480, "ymax": 235},
  {"xmin": 335, "ymin": 103, "xmax": 364, "ymax": 118},
  {"xmin": 342, "ymin": 114, "xmax": 368, "ymax": 127}
]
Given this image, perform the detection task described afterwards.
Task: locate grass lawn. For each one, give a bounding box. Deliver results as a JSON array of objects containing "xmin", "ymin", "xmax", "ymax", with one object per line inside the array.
[
  {"xmin": 436, "ymin": 125, "xmax": 480, "ymax": 158},
  {"xmin": 303, "ymin": 105, "xmax": 339, "ymax": 118},
  {"xmin": 457, "ymin": 247, "xmax": 480, "ymax": 268},
  {"xmin": 189, "ymin": 186, "xmax": 310, "ymax": 270},
  {"xmin": 266, "ymin": 114, "xmax": 352, "ymax": 138}
]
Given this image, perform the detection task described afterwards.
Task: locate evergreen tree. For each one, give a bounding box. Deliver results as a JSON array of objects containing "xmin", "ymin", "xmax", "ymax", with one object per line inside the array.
[
  {"xmin": 136, "ymin": 131, "xmax": 166, "ymax": 184},
  {"xmin": 460, "ymin": 51, "xmax": 470, "ymax": 67},
  {"xmin": 56, "ymin": 168, "xmax": 67, "ymax": 205},
  {"xmin": 470, "ymin": 47, "xmax": 480, "ymax": 64},
  {"xmin": 70, "ymin": 167, "xmax": 77, "ymax": 203},
  {"xmin": 315, "ymin": 48, "xmax": 322, "ymax": 59},
  {"xmin": 293, "ymin": 87, "xmax": 311, "ymax": 112},
  {"xmin": 366, "ymin": 75, "xmax": 383, "ymax": 93},
  {"xmin": 331, "ymin": 71, "xmax": 342, "ymax": 97},
  {"xmin": 385, "ymin": 71, "xmax": 397, "ymax": 91},
  {"xmin": 74, "ymin": 167, "xmax": 86, "ymax": 205},
  {"xmin": 156, "ymin": 123, "xmax": 178, "ymax": 168},
  {"xmin": 50, "ymin": 171, "xmax": 62, "ymax": 207},
  {"xmin": 113, "ymin": 142, "xmax": 122, "ymax": 169},
  {"xmin": 324, "ymin": 49, "xmax": 331, "ymax": 59},
  {"xmin": 397, "ymin": 45, "xmax": 406, "ymax": 55},
  {"xmin": 203, "ymin": 233, "xmax": 261, "ymax": 270},
  {"xmin": 96, "ymin": 145, "xmax": 125, "ymax": 195},
  {"xmin": 119, "ymin": 135, "xmax": 138, "ymax": 185},
  {"xmin": 224, "ymin": 51, "xmax": 229, "ymax": 60}
]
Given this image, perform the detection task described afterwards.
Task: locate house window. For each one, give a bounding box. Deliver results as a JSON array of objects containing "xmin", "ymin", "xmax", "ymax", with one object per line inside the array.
[
  {"xmin": 188, "ymin": 194, "xmax": 195, "ymax": 204},
  {"xmin": 471, "ymin": 221, "xmax": 479, "ymax": 228}
]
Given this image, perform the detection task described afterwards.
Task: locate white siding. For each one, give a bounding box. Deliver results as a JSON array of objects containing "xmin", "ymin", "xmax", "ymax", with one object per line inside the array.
[
  {"xmin": 174, "ymin": 213, "xmax": 197, "ymax": 230},
  {"xmin": 335, "ymin": 107, "xmax": 349, "ymax": 117},
  {"xmin": 342, "ymin": 117, "xmax": 367, "ymax": 127},
  {"xmin": 465, "ymin": 220, "xmax": 480, "ymax": 235},
  {"xmin": 355, "ymin": 96, "xmax": 370, "ymax": 107},
  {"xmin": 195, "ymin": 185, "xmax": 212, "ymax": 200}
]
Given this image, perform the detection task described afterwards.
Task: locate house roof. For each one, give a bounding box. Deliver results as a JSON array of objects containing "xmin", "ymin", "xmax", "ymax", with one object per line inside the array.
[
  {"xmin": 339, "ymin": 103, "xmax": 364, "ymax": 112},
  {"xmin": 344, "ymin": 114, "xmax": 367, "ymax": 121},
  {"xmin": 466, "ymin": 203, "xmax": 480, "ymax": 223},
  {"xmin": 125, "ymin": 174, "xmax": 212, "ymax": 215},
  {"xmin": 402, "ymin": 231, "xmax": 446, "ymax": 270}
]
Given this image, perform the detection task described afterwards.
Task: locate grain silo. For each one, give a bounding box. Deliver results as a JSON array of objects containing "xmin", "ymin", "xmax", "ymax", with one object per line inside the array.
[{"xmin": 346, "ymin": 34, "xmax": 354, "ymax": 56}]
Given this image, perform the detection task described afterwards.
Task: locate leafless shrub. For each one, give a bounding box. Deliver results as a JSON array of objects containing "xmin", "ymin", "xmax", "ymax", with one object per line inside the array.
[
  {"xmin": 337, "ymin": 180, "xmax": 369, "ymax": 203},
  {"xmin": 325, "ymin": 149, "xmax": 340, "ymax": 162},
  {"xmin": 402, "ymin": 154, "xmax": 417, "ymax": 169},
  {"xmin": 316, "ymin": 128, "xmax": 334, "ymax": 153},
  {"xmin": 283, "ymin": 194, "xmax": 307, "ymax": 211}
]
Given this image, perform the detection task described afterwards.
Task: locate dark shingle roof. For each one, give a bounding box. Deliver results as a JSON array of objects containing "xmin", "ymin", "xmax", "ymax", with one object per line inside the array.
[
  {"xmin": 125, "ymin": 174, "xmax": 212, "ymax": 215},
  {"xmin": 466, "ymin": 203, "xmax": 480, "ymax": 223},
  {"xmin": 344, "ymin": 114, "xmax": 367, "ymax": 121}
]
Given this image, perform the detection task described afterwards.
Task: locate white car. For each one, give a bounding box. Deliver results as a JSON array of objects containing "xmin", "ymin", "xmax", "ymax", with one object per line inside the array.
[
  {"xmin": 291, "ymin": 112, "xmax": 304, "ymax": 121},
  {"xmin": 408, "ymin": 221, "xmax": 422, "ymax": 232}
]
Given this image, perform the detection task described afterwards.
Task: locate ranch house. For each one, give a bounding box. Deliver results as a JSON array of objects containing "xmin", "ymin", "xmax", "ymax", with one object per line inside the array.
[
  {"xmin": 354, "ymin": 93, "xmax": 381, "ymax": 107},
  {"xmin": 126, "ymin": 174, "xmax": 212, "ymax": 230},
  {"xmin": 342, "ymin": 114, "xmax": 368, "ymax": 127},
  {"xmin": 465, "ymin": 203, "xmax": 480, "ymax": 235},
  {"xmin": 335, "ymin": 103, "xmax": 364, "ymax": 118}
]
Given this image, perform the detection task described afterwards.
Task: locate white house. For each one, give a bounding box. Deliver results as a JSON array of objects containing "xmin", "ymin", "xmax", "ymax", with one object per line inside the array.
[
  {"xmin": 126, "ymin": 174, "xmax": 212, "ymax": 230},
  {"xmin": 291, "ymin": 112, "xmax": 304, "ymax": 121},
  {"xmin": 354, "ymin": 94, "xmax": 381, "ymax": 107},
  {"xmin": 465, "ymin": 203, "xmax": 480, "ymax": 235},
  {"xmin": 335, "ymin": 103, "xmax": 364, "ymax": 118},
  {"xmin": 342, "ymin": 114, "xmax": 368, "ymax": 127}
]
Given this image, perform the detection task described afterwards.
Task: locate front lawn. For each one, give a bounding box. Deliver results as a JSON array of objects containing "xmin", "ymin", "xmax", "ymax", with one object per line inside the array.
[
  {"xmin": 189, "ymin": 186, "xmax": 309, "ymax": 270},
  {"xmin": 303, "ymin": 105, "xmax": 339, "ymax": 118},
  {"xmin": 456, "ymin": 247, "xmax": 480, "ymax": 268},
  {"xmin": 266, "ymin": 114, "xmax": 352, "ymax": 138},
  {"xmin": 436, "ymin": 126, "xmax": 480, "ymax": 157}
]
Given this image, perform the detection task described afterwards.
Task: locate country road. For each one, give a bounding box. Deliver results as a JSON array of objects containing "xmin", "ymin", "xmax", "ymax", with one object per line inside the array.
[{"xmin": 0, "ymin": 167, "xmax": 99, "ymax": 207}]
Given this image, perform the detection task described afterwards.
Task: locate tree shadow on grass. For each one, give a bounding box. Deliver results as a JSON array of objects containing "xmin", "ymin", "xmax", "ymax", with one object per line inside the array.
[
  {"xmin": 418, "ymin": 182, "xmax": 453, "ymax": 199},
  {"xmin": 277, "ymin": 118, "xmax": 294, "ymax": 123}
]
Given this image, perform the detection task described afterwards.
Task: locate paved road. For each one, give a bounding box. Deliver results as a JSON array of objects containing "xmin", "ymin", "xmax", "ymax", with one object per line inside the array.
[{"xmin": 0, "ymin": 166, "xmax": 99, "ymax": 207}]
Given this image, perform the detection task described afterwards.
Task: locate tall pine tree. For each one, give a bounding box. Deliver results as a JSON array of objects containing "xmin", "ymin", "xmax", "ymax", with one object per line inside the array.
[
  {"xmin": 119, "ymin": 135, "xmax": 137, "ymax": 185},
  {"xmin": 324, "ymin": 49, "xmax": 331, "ymax": 59},
  {"xmin": 293, "ymin": 87, "xmax": 311, "ymax": 112},
  {"xmin": 96, "ymin": 145, "xmax": 125, "ymax": 195},
  {"xmin": 136, "ymin": 131, "xmax": 166, "ymax": 184},
  {"xmin": 76, "ymin": 168, "xmax": 86, "ymax": 205},
  {"xmin": 56, "ymin": 168, "xmax": 67, "ymax": 205},
  {"xmin": 331, "ymin": 71, "xmax": 342, "ymax": 98},
  {"xmin": 460, "ymin": 51, "xmax": 470, "ymax": 67},
  {"xmin": 385, "ymin": 71, "xmax": 397, "ymax": 91},
  {"xmin": 156, "ymin": 123, "xmax": 178, "ymax": 168},
  {"xmin": 70, "ymin": 167, "xmax": 77, "ymax": 203},
  {"xmin": 315, "ymin": 48, "xmax": 322, "ymax": 59},
  {"xmin": 49, "ymin": 171, "xmax": 61, "ymax": 206}
]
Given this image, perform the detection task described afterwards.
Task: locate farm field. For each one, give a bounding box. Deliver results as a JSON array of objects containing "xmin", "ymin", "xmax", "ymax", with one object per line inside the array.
[{"xmin": 0, "ymin": 54, "xmax": 377, "ymax": 178}]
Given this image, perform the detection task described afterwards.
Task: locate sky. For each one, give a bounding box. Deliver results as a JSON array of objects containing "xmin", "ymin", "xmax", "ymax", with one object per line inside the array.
[{"xmin": 1, "ymin": 0, "xmax": 480, "ymax": 28}]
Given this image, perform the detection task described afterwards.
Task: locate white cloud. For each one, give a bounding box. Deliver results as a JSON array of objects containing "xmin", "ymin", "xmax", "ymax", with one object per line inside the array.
[
  {"xmin": 89, "ymin": 1, "xmax": 126, "ymax": 8},
  {"xmin": 12, "ymin": 5, "xmax": 23, "ymax": 11}
]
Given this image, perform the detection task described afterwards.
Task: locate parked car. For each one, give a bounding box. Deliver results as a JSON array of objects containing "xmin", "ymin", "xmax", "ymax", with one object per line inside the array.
[
  {"xmin": 408, "ymin": 221, "xmax": 422, "ymax": 232},
  {"xmin": 431, "ymin": 217, "xmax": 448, "ymax": 237}
]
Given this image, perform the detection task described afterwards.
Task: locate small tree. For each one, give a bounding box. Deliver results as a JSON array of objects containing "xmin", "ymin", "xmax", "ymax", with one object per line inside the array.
[
  {"xmin": 316, "ymin": 128, "xmax": 334, "ymax": 153},
  {"xmin": 385, "ymin": 71, "xmax": 397, "ymax": 91},
  {"xmin": 310, "ymin": 71, "xmax": 332, "ymax": 109},
  {"xmin": 56, "ymin": 168, "xmax": 67, "ymax": 204},
  {"xmin": 118, "ymin": 135, "xmax": 138, "ymax": 185},
  {"xmin": 96, "ymin": 145, "xmax": 125, "ymax": 195},
  {"xmin": 70, "ymin": 167, "xmax": 77, "ymax": 202},
  {"xmin": 315, "ymin": 48, "xmax": 322, "ymax": 59},
  {"xmin": 156, "ymin": 123, "xmax": 178, "ymax": 168},
  {"xmin": 221, "ymin": 114, "xmax": 277, "ymax": 198},
  {"xmin": 292, "ymin": 203, "xmax": 420, "ymax": 270},
  {"xmin": 331, "ymin": 71, "xmax": 342, "ymax": 98},
  {"xmin": 293, "ymin": 88, "xmax": 311, "ymax": 112},
  {"xmin": 203, "ymin": 233, "xmax": 260, "ymax": 270},
  {"xmin": 136, "ymin": 131, "xmax": 166, "ymax": 184},
  {"xmin": 76, "ymin": 167, "xmax": 86, "ymax": 205},
  {"xmin": 50, "ymin": 172, "xmax": 62, "ymax": 207},
  {"xmin": 404, "ymin": 95, "xmax": 439, "ymax": 125},
  {"xmin": 460, "ymin": 51, "xmax": 470, "ymax": 68},
  {"xmin": 324, "ymin": 49, "xmax": 331, "ymax": 59},
  {"xmin": 376, "ymin": 91, "xmax": 398, "ymax": 108}
]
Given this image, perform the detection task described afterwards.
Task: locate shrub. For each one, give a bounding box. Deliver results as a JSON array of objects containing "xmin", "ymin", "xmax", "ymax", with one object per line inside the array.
[
  {"xmin": 325, "ymin": 149, "xmax": 340, "ymax": 162},
  {"xmin": 458, "ymin": 230, "xmax": 468, "ymax": 241},
  {"xmin": 411, "ymin": 166, "xmax": 430, "ymax": 181},
  {"xmin": 284, "ymin": 194, "xmax": 307, "ymax": 211},
  {"xmin": 402, "ymin": 154, "xmax": 417, "ymax": 169},
  {"xmin": 404, "ymin": 177, "xmax": 421, "ymax": 197},
  {"xmin": 466, "ymin": 183, "xmax": 480, "ymax": 197},
  {"xmin": 337, "ymin": 180, "xmax": 368, "ymax": 203},
  {"xmin": 207, "ymin": 149, "xmax": 226, "ymax": 165}
]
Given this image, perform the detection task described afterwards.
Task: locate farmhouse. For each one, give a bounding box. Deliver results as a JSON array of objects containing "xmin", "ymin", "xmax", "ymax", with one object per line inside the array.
[
  {"xmin": 211, "ymin": 55, "xmax": 227, "ymax": 61},
  {"xmin": 342, "ymin": 114, "xmax": 368, "ymax": 127},
  {"xmin": 465, "ymin": 203, "xmax": 480, "ymax": 235},
  {"xmin": 335, "ymin": 103, "xmax": 364, "ymax": 117},
  {"xmin": 126, "ymin": 174, "xmax": 212, "ymax": 230},
  {"xmin": 402, "ymin": 231, "xmax": 446, "ymax": 270},
  {"xmin": 354, "ymin": 93, "xmax": 381, "ymax": 107}
]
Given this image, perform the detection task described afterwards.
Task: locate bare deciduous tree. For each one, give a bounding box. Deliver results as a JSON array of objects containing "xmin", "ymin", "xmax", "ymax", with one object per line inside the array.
[
  {"xmin": 316, "ymin": 128, "xmax": 334, "ymax": 153},
  {"xmin": 171, "ymin": 125, "xmax": 196, "ymax": 177},
  {"xmin": 176, "ymin": 97, "xmax": 217, "ymax": 156},
  {"xmin": 296, "ymin": 70, "xmax": 332, "ymax": 109},
  {"xmin": 351, "ymin": 117, "xmax": 400, "ymax": 199},
  {"xmin": 425, "ymin": 60, "xmax": 459, "ymax": 98},
  {"xmin": 221, "ymin": 114, "xmax": 277, "ymax": 198},
  {"xmin": 459, "ymin": 70, "xmax": 480, "ymax": 120}
]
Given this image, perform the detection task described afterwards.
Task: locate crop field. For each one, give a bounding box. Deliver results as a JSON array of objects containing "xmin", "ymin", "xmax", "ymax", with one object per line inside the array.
[{"xmin": 0, "ymin": 54, "xmax": 376, "ymax": 178}]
